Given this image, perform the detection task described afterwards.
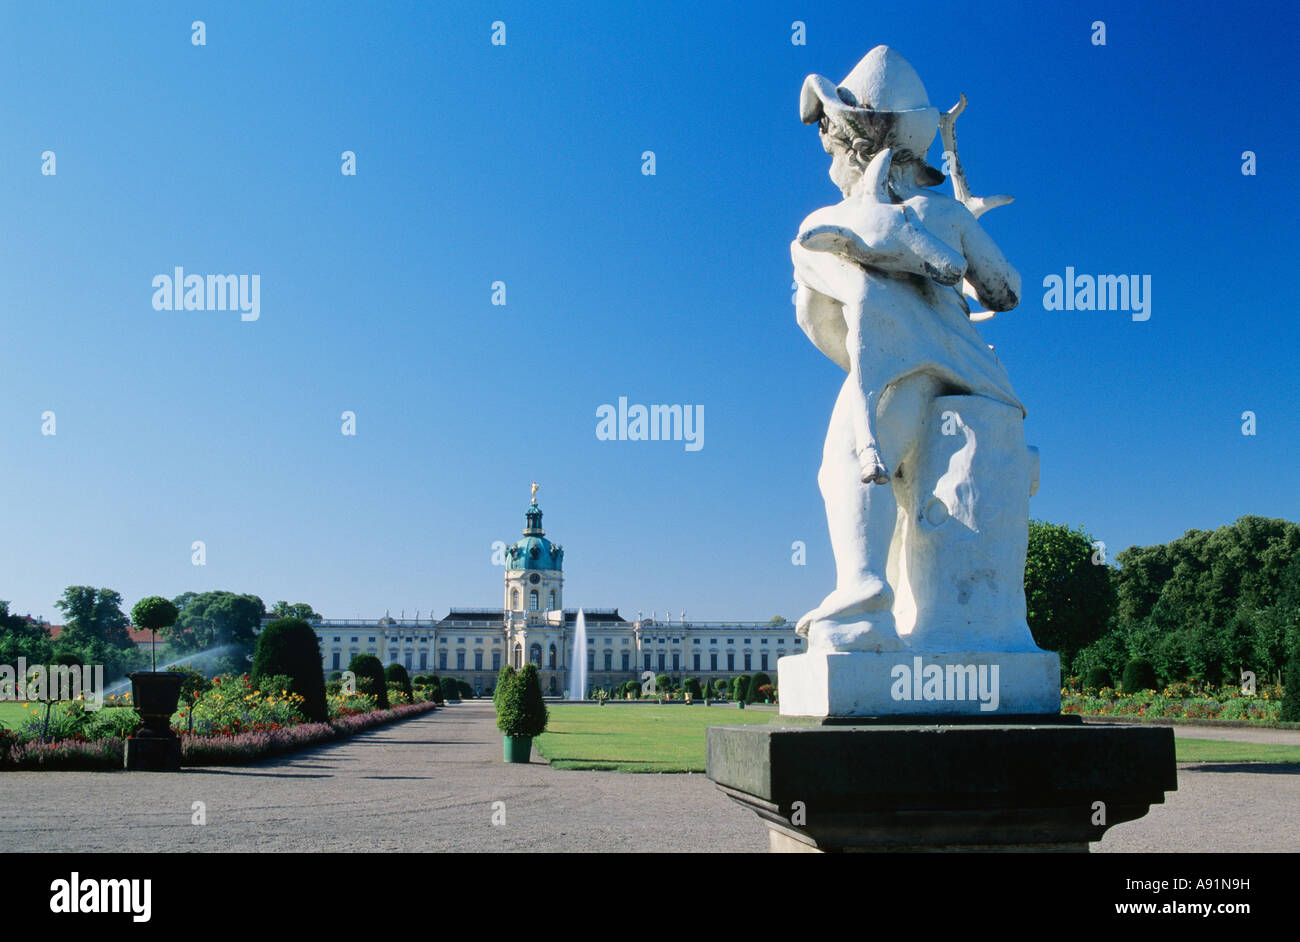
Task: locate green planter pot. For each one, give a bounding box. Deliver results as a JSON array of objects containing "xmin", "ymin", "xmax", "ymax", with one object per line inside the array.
[
  {"xmin": 737, "ymin": 700, "xmax": 746, "ymax": 709},
  {"xmin": 503, "ymin": 735, "xmax": 533, "ymax": 763}
]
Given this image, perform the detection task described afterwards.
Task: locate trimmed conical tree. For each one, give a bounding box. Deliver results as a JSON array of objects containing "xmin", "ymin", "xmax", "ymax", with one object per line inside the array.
[
  {"xmin": 747, "ymin": 671, "xmax": 772, "ymax": 703},
  {"xmin": 497, "ymin": 663, "xmax": 548, "ymax": 739},
  {"xmin": 494, "ymin": 664, "xmax": 516, "ymax": 709},
  {"xmin": 252, "ymin": 617, "xmax": 329, "ymax": 721}
]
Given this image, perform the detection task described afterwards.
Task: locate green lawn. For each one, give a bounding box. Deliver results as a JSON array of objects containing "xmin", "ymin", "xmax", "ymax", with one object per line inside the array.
[
  {"xmin": 535, "ymin": 704, "xmax": 772, "ymax": 772},
  {"xmin": 0, "ymin": 701, "xmax": 133, "ymax": 731},
  {"xmin": 534, "ymin": 705, "xmax": 1300, "ymax": 773},
  {"xmin": 1174, "ymin": 738, "xmax": 1300, "ymax": 764}
]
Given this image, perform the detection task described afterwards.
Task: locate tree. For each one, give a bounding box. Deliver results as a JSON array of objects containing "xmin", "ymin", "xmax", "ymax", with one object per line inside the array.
[
  {"xmin": 252, "ymin": 617, "xmax": 329, "ymax": 721},
  {"xmin": 747, "ymin": 671, "xmax": 772, "ymax": 703},
  {"xmin": 713, "ymin": 678, "xmax": 729, "ymax": 698},
  {"xmin": 768, "ymin": 616, "xmax": 788, "ymax": 627},
  {"xmin": 494, "ymin": 665, "xmax": 516, "ymax": 709},
  {"xmin": 0, "ymin": 602, "xmax": 54, "ymax": 668},
  {"xmin": 385, "ymin": 663, "xmax": 414, "ymax": 702},
  {"xmin": 54, "ymin": 587, "xmax": 132, "ymax": 649},
  {"xmin": 497, "ymin": 664, "xmax": 548, "ymax": 738},
  {"xmin": 655, "ymin": 673, "xmax": 672, "ymax": 697},
  {"xmin": 1122, "ymin": 657, "xmax": 1158, "ymax": 694},
  {"xmin": 1281, "ymin": 650, "xmax": 1300, "ymax": 723},
  {"xmin": 347, "ymin": 653, "xmax": 389, "ymax": 709},
  {"xmin": 168, "ymin": 591, "xmax": 266, "ymax": 652},
  {"xmin": 270, "ymin": 601, "xmax": 321, "ymax": 621},
  {"xmin": 1024, "ymin": 521, "xmax": 1115, "ymax": 666},
  {"xmin": 732, "ymin": 674, "xmax": 751, "ymax": 702},
  {"xmin": 440, "ymin": 675, "xmax": 460, "ymax": 700},
  {"xmin": 683, "ymin": 677, "xmax": 703, "ymax": 699},
  {"xmin": 131, "ymin": 596, "xmax": 179, "ymax": 672}
]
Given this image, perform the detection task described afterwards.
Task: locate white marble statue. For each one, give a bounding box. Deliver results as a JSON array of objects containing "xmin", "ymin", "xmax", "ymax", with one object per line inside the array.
[{"xmin": 783, "ymin": 47, "xmax": 1055, "ymax": 715}]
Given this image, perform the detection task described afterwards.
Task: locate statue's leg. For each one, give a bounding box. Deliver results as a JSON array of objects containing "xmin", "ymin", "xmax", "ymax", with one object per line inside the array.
[{"xmin": 796, "ymin": 376, "xmax": 902, "ymax": 652}]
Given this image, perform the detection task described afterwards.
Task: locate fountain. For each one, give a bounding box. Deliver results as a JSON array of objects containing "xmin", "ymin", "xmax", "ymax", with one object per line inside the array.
[{"xmin": 568, "ymin": 609, "xmax": 587, "ymax": 700}]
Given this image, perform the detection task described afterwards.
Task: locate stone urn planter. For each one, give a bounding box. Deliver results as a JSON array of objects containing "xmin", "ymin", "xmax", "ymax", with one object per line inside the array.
[{"xmin": 125, "ymin": 671, "xmax": 184, "ymax": 771}]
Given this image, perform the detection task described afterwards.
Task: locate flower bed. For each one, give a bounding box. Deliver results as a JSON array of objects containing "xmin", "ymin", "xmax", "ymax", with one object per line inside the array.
[
  {"xmin": 1060, "ymin": 681, "xmax": 1286, "ymax": 725},
  {"xmin": 0, "ymin": 700, "xmax": 437, "ymax": 771}
]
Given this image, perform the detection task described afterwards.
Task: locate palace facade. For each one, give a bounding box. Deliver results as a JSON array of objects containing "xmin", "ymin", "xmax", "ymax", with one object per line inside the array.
[{"xmin": 307, "ymin": 496, "xmax": 802, "ymax": 696}]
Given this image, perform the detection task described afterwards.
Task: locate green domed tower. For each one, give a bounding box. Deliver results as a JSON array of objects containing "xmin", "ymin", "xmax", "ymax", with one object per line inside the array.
[{"xmin": 504, "ymin": 485, "xmax": 564, "ymax": 618}]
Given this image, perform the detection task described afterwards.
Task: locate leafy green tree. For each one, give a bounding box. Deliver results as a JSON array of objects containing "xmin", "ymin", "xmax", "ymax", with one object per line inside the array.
[
  {"xmin": 270, "ymin": 601, "xmax": 321, "ymax": 621},
  {"xmin": 252, "ymin": 617, "xmax": 328, "ymax": 721},
  {"xmin": 768, "ymin": 616, "xmax": 788, "ymax": 627},
  {"xmin": 1024, "ymin": 521, "xmax": 1115, "ymax": 666},
  {"xmin": 54, "ymin": 587, "xmax": 132, "ymax": 649},
  {"xmin": 654, "ymin": 673, "xmax": 671, "ymax": 697},
  {"xmin": 747, "ymin": 671, "xmax": 772, "ymax": 703},
  {"xmin": 168, "ymin": 591, "xmax": 266, "ymax": 652},
  {"xmin": 713, "ymin": 678, "xmax": 729, "ymax": 698},
  {"xmin": 0, "ymin": 601, "xmax": 54, "ymax": 667},
  {"xmin": 1281, "ymin": 650, "xmax": 1300, "ymax": 723},
  {"xmin": 347, "ymin": 653, "xmax": 389, "ymax": 709},
  {"xmin": 683, "ymin": 677, "xmax": 703, "ymax": 699}
]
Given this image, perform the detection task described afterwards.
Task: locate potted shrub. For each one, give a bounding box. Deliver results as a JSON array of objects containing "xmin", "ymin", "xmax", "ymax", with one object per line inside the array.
[
  {"xmin": 497, "ymin": 663, "xmax": 548, "ymax": 762},
  {"xmin": 126, "ymin": 596, "xmax": 184, "ymax": 771}
]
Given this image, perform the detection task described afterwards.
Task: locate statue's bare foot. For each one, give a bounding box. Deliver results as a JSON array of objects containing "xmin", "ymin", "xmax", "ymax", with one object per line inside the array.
[
  {"xmin": 795, "ymin": 580, "xmax": 901, "ymax": 652},
  {"xmin": 857, "ymin": 446, "xmax": 890, "ymax": 485}
]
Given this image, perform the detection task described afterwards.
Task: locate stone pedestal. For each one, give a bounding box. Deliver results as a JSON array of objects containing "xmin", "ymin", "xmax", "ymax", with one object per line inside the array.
[
  {"xmin": 125, "ymin": 736, "xmax": 182, "ymax": 772},
  {"xmin": 707, "ymin": 718, "xmax": 1177, "ymax": 852},
  {"xmin": 778, "ymin": 650, "xmax": 1059, "ymax": 717}
]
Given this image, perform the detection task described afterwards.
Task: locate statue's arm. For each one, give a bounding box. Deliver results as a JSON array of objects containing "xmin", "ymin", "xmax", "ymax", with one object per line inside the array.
[{"xmin": 960, "ymin": 216, "xmax": 1021, "ymax": 312}]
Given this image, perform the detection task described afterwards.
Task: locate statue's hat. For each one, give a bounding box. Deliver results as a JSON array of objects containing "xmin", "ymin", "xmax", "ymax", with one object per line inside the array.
[{"xmin": 800, "ymin": 46, "xmax": 942, "ymax": 180}]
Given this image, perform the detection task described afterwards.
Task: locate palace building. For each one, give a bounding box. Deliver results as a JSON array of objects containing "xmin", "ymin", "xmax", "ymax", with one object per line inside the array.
[{"xmin": 307, "ymin": 492, "xmax": 802, "ymax": 696}]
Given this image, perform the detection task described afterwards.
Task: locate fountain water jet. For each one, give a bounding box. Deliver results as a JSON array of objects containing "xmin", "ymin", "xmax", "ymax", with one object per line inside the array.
[{"xmin": 568, "ymin": 609, "xmax": 587, "ymax": 700}]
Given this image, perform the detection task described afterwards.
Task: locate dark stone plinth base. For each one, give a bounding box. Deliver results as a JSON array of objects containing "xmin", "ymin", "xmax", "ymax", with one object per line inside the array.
[
  {"xmin": 125, "ymin": 736, "xmax": 182, "ymax": 772},
  {"xmin": 707, "ymin": 721, "xmax": 1177, "ymax": 852}
]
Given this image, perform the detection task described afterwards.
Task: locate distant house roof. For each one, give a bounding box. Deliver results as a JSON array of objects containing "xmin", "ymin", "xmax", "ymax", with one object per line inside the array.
[
  {"xmin": 438, "ymin": 610, "xmax": 505, "ymax": 628},
  {"xmin": 46, "ymin": 624, "xmax": 155, "ymax": 645}
]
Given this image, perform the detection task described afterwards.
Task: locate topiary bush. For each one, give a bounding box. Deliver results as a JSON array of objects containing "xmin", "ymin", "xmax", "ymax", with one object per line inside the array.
[
  {"xmin": 347, "ymin": 653, "xmax": 389, "ymax": 710},
  {"xmin": 732, "ymin": 674, "xmax": 751, "ymax": 703},
  {"xmin": 1281, "ymin": 651, "xmax": 1300, "ymax": 723},
  {"xmin": 654, "ymin": 674, "xmax": 671, "ymax": 697},
  {"xmin": 683, "ymin": 677, "xmax": 703, "ymax": 699},
  {"xmin": 747, "ymin": 671, "xmax": 772, "ymax": 703},
  {"xmin": 494, "ymin": 665, "xmax": 516, "ymax": 709},
  {"xmin": 252, "ymin": 617, "xmax": 329, "ymax": 721},
  {"xmin": 713, "ymin": 678, "xmax": 729, "ymax": 698},
  {"xmin": 458, "ymin": 680, "xmax": 473, "ymax": 699},
  {"xmin": 385, "ymin": 663, "xmax": 414, "ymax": 702},
  {"xmin": 1083, "ymin": 667, "xmax": 1113, "ymax": 692},
  {"xmin": 440, "ymin": 675, "xmax": 460, "ymax": 701},
  {"xmin": 412, "ymin": 674, "xmax": 429, "ymax": 687},
  {"xmin": 497, "ymin": 663, "xmax": 548, "ymax": 738},
  {"xmin": 1122, "ymin": 657, "xmax": 1158, "ymax": 694}
]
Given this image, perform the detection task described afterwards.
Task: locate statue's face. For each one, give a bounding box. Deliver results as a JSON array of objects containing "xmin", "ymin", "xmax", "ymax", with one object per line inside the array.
[{"xmin": 821, "ymin": 130, "xmax": 863, "ymax": 198}]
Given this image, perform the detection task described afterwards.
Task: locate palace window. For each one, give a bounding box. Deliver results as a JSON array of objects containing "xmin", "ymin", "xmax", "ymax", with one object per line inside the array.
[
  {"xmin": 331, "ymin": 652, "xmax": 340, "ymax": 670},
  {"xmin": 492, "ymin": 651, "xmax": 502, "ymax": 670},
  {"xmin": 587, "ymin": 651, "xmax": 595, "ymax": 671},
  {"xmin": 710, "ymin": 654, "xmax": 718, "ymax": 671},
  {"xmin": 658, "ymin": 654, "xmax": 666, "ymax": 671},
  {"xmin": 604, "ymin": 652, "xmax": 612, "ymax": 670},
  {"xmin": 475, "ymin": 652, "xmax": 483, "ymax": 671},
  {"xmin": 512, "ymin": 589, "xmax": 520, "ymax": 609},
  {"xmin": 644, "ymin": 654, "xmax": 652, "ymax": 671},
  {"xmin": 439, "ymin": 652, "xmax": 448, "ymax": 670},
  {"xmin": 693, "ymin": 653, "xmax": 700, "ymax": 671},
  {"xmin": 744, "ymin": 654, "xmax": 752, "ymax": 670},
  {"xmin": 761, "ymin": 653, "xmax": 769, "ymax": 671},
  {"xmin": 529, "ymin": 590, "xmax": 539, "ymax": 611},
  {"xmin": 727, "ymin": 654, "xmax": 735, "ymax": 671},
  {"xmin": 549, "ymin": 644, "xmax": 557, "ymax": 670},
  {"xmin": 456, "ymin": 652, "xmax": 465, "ymax": 670},
  {"xmin": 350, "ymin": 637, "xmax": 358, "ymax": 643},
  {"xmin": 530, "ymin": 643, "xmax": 542, "ymax": 666},
  {"xmin": 621, "ymin": 652, "xmax": 630, "ymax": 671}
]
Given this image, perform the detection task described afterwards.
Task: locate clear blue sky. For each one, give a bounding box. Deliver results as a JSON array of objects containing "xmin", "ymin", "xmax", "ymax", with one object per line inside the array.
[{"xmin": 2, "ymin": 0, "xmax": 1297, "ymax": 623}]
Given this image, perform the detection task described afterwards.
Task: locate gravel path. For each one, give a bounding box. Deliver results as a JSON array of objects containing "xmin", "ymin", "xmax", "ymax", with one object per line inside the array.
[{"xmin": 1, "ymin": 704, "xmax": 1294, "ymax": 852}]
